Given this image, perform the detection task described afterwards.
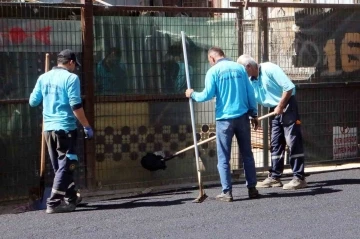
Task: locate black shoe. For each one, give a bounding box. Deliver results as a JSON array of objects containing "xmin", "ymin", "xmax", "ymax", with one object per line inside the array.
[
  {"xmin": 215, "ymin": 191, "xmax": 233, "ymax": 202},
  {"xmin": 248, "ymin": 187, "xmax": 259, "ymax": 199},
  {"xmin": 65, "ymin": 190, "xmax": 82, "ymax": 206}
]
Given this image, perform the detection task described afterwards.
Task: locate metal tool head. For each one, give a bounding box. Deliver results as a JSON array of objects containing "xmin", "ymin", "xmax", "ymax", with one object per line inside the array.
[{"xmin": 192, "ymin": 190, "xmax": 208, "ymax": 203}]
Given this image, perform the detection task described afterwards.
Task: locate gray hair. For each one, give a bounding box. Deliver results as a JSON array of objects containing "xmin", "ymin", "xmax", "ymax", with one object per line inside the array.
[{"xmin": 237, "ymin": 54, "xmax": 258, "ymax": 67}]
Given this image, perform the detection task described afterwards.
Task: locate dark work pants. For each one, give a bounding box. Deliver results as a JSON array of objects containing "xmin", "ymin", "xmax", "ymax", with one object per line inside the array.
[
  {"xmin": 269, "ymin": 96, "xmax": 305, "ymax": 180},
  {"xmin": 44, "ymin": 130, "xmax": 78, "ymax": 207}
]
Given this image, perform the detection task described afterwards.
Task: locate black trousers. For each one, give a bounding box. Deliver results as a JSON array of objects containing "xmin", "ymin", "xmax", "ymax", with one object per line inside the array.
[
  {"xmin": 44, "ymin": 129, "xmax": 78, "ymax": 207},
  {"xmin": 269, "ymin": 96, "xmax": 305, "ymax": 180}
]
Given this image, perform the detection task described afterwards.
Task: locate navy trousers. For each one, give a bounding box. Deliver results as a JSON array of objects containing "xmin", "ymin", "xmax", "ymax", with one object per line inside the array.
[
  {"xmin": 44, "ymin": 129, "xmax": 79, "ymax": 207},
  {"xmin": 269, "ymin": 96, "xmax": 305, "ymax": 180}
]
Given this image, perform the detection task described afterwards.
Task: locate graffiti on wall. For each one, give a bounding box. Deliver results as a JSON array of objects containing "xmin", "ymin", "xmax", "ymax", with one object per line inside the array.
[
  {"xmin": 293, "ymin": 8, "xmax": 360, "ymax": 80},
  {"xmin": 0, "ymin": 19, "xmax": 81, "ymax": 52}
]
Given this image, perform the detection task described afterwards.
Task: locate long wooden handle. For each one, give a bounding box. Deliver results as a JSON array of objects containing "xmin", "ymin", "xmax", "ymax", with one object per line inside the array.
[
  {"xmin": 258, "ymin": 111, "xmax": 276, "ymax": 120},
  {"xmin": 171, "ymin": 111, "xmax": 276, "ymax": 157},
  {"xmin": 40, "ymin": 54, "xmax": 50, "ymax": 181}
]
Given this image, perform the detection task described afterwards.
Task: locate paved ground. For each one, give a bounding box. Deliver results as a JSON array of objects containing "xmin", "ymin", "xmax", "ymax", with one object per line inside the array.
[{"xmin": 1, "ymin": 167, "xmax": 360, "ymax": 239}]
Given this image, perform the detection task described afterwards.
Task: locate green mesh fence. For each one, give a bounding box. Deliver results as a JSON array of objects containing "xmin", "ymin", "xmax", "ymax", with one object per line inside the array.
[
  {"xmin": 1, "ymin": 3, "xmax": 359, "ymax": 202},
  {"xmin": 92, "ymin": 9, "xmax": 241, "ymax": 190},
  {"xmin": 0, "ymin": 4, "xmax": 85, "ymax": 202}
]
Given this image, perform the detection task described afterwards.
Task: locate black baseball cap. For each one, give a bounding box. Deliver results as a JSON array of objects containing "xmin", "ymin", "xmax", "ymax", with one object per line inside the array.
[{"xmin": 57, "ymin": 49, "xmax": 81, "ymax": 67}]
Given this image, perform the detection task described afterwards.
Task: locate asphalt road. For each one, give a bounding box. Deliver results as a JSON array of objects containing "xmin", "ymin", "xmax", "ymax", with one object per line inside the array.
[{"xmin": 1, "ymin": 169, "xmax": 359, "ymax": 239}]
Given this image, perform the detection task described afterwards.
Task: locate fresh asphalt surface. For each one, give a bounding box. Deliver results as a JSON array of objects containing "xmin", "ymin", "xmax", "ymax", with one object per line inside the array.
[{"xmin": 1, "ymin": 169, "xmax": 359, "ymax": 239}]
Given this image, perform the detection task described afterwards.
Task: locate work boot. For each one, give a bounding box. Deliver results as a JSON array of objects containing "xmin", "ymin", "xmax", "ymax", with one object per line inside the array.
[
  {"xmin": 65, "ymin": 190, "xmax": 82, "ymax": 206},
  {"xmin": 283, "ymin": 178, "xmax": 307, "ymax": 190},
  {"xmin": 215, "ymin": 191, "xmax": 233, "ymax": 202},
  {"xmin": 46, "ymin": 201, "xmax": 76, "ymax": 214},
  {"xmin": 75, "ymin": 190, "xmax": 82, "ymax": 205},
  {"xmin": 248, "ymin": 187, "xmax": 259, "ymax": 199},
  {"xmin": 257, "ymin": 177, "xmax": 283, "ymax": 188}
]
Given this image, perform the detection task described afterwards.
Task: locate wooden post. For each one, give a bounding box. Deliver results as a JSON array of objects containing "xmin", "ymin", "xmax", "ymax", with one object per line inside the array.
[
  {"xmin": 81, "ymin": 0, "xmax": 95, "ymax": 189},
  {"xmin": 39, "ymin": 53, "xmax": 50, "ymax": 199}
]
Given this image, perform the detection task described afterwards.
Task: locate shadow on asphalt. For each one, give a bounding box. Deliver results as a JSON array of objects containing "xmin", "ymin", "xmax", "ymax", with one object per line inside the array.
[
  {"xmin": 306, "ymin": 178, "xmax": 360, "ymax": 187},
  {"xmin": 75, "ymin": 197, "xmax": 194, "ymax": 212},
  {"xmin": 232, "ymin": 187, "xmax": 342, "ymax": 202},
  {"xmin": 75, "ymin": 179, "xmax": 357, "ymax": 209},
  {"xmin": 101, "ymin": 191, "xmax": 194, "ymax": 202}
]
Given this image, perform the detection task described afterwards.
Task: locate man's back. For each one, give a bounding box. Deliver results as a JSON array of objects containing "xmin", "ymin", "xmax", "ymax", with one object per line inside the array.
[
  {"xmin": 29, "ymin": 67, "xmax": 82, "ymax": 131},
  {"xmin": 207, "ymin": 59, "xmax": 257, "ymax": 120}
]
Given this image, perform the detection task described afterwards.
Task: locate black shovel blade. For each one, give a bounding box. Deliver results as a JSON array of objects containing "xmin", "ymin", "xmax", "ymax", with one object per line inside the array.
[{"xmin": 141, "ymin": 153, "xmax": 167, "ymax": 171}]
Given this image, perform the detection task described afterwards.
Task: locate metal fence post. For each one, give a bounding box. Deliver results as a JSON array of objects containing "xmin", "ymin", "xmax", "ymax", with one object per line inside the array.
[
  {"xmin": 261, "ymin": 6, "xmax": 270, "ymax": 169},
  {"xmin": 81, "ymin": 0, "xmax": 95, "ymax": 189},
  {"xmin": 237, "ymin": 8, "xmax": 244, "ymax": 172}
]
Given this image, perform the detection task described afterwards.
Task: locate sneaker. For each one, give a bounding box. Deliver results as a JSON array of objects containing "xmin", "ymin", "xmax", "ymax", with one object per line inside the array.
[
  {"xmin": 283, "ymin": 178, "xmax": 307, "ymax": 190},
  {"xmin": 46, "ymin": 201, "xmax": 76, "ymax": 214},
  {"xmin": 248, "ymin": 187, "xmax": 259, "ymax": 199},
  {"xmin": 257, "ymin": 177, "xmax": 283, "ymax": 188},
  {"xmin": 215, "ymin": 192, "xmax": 233, "ymax": 202}
]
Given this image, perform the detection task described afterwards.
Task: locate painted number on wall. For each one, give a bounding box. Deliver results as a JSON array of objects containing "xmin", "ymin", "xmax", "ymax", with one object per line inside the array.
[{"xmin": 324, "ymin": 33, "xmax": 360, "ymax": 73}]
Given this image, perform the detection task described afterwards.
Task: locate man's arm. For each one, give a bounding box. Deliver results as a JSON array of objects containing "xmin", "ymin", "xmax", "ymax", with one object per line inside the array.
[
  {"xmin": 245, "ymin": 75, "xmax": 260, "ymax": 130},
  {"xmin": 277, "ymin": 89, "xmax": 293, "ymax": 111},
  {"xmin": 269, "ymin": 64, "xmax": 295, "ymax": 114},
  {"xmin": 187, "ymin": 70, "xmax": 216, "ymax": 102},
  {"xmin": 245, "ymin": 75, "xmax": 258, "ymax": 118},
  {"xmin": 73, "ymin": 106, "xmax": 93, "ymax": 139},
  {"xmin": 67, "ymin": 76, "xmax": 91, "ymax": 127},
  {"xmin": 29, "ymin": 78, "xmax": 43, "ymax": 107},
  {"xmin": 73, "ymin": 107, "xmax": 90, "ymax": 127},
  {"xmin": 67, "ymin": 76, "xmax": 94, "ymax": 138}
]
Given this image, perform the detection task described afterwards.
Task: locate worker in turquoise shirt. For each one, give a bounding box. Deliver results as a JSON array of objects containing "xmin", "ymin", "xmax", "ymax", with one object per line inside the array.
[
  {"xmin": 29, "ymin": 49, "xmax": 94, "ymax": 213},
  {"xmin": 185, "ymin": 47, "xmax": 259, "ymax": 202},
  {"xmin": 96, "ymin": 48, "xmax": 128, "ymax": 95},
  {"xmin": 237, "ymin": 54, "xmax": 307, "ymax": 190}
]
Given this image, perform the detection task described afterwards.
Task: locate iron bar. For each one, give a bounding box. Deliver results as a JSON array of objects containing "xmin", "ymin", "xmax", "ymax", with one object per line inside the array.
[
  {"xmin": 261, "ymin": 6, "xmax": 269, "ymax": 170},
  {"xmin": 231, "ymin": 1, "xmax": 360, "ymax": 9},
  {"xmin": 81, "ymin": 0, "xmax": 95, "ymax": 190},
  {"xmin": 93, "ymin": 6, "xmax": 239, "ymax": 14}
]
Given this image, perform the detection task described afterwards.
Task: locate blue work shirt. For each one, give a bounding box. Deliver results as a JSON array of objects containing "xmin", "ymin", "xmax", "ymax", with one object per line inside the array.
[
  {"xmin": 250, "ymin": 62, "xmax": 295, "ymax": 108},
  {"xmin": 191, "ymin": 58, "xmax": 258, "ymax": 120},
  {"xmin": 29, "ymin": 67, "xmax": 82, "ymax": 131}
]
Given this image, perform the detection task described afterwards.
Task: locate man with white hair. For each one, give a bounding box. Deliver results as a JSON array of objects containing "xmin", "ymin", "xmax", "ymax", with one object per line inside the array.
[{"xmin": 237, "ymin": 55, "xmax": 307, "ymax": 190}]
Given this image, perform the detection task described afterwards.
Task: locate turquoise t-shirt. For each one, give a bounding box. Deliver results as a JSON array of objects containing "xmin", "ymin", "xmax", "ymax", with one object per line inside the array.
[
  {"xmin": 29, "ymin": 67, "xmax": 82, "ymax": 131},
  {"xmin": 191, "ymin": 58, "xmax": 258, "ymax": 120},
  {"xmin": 250, "ymin": 62, "xmax": 295, "ymax": 108}
]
